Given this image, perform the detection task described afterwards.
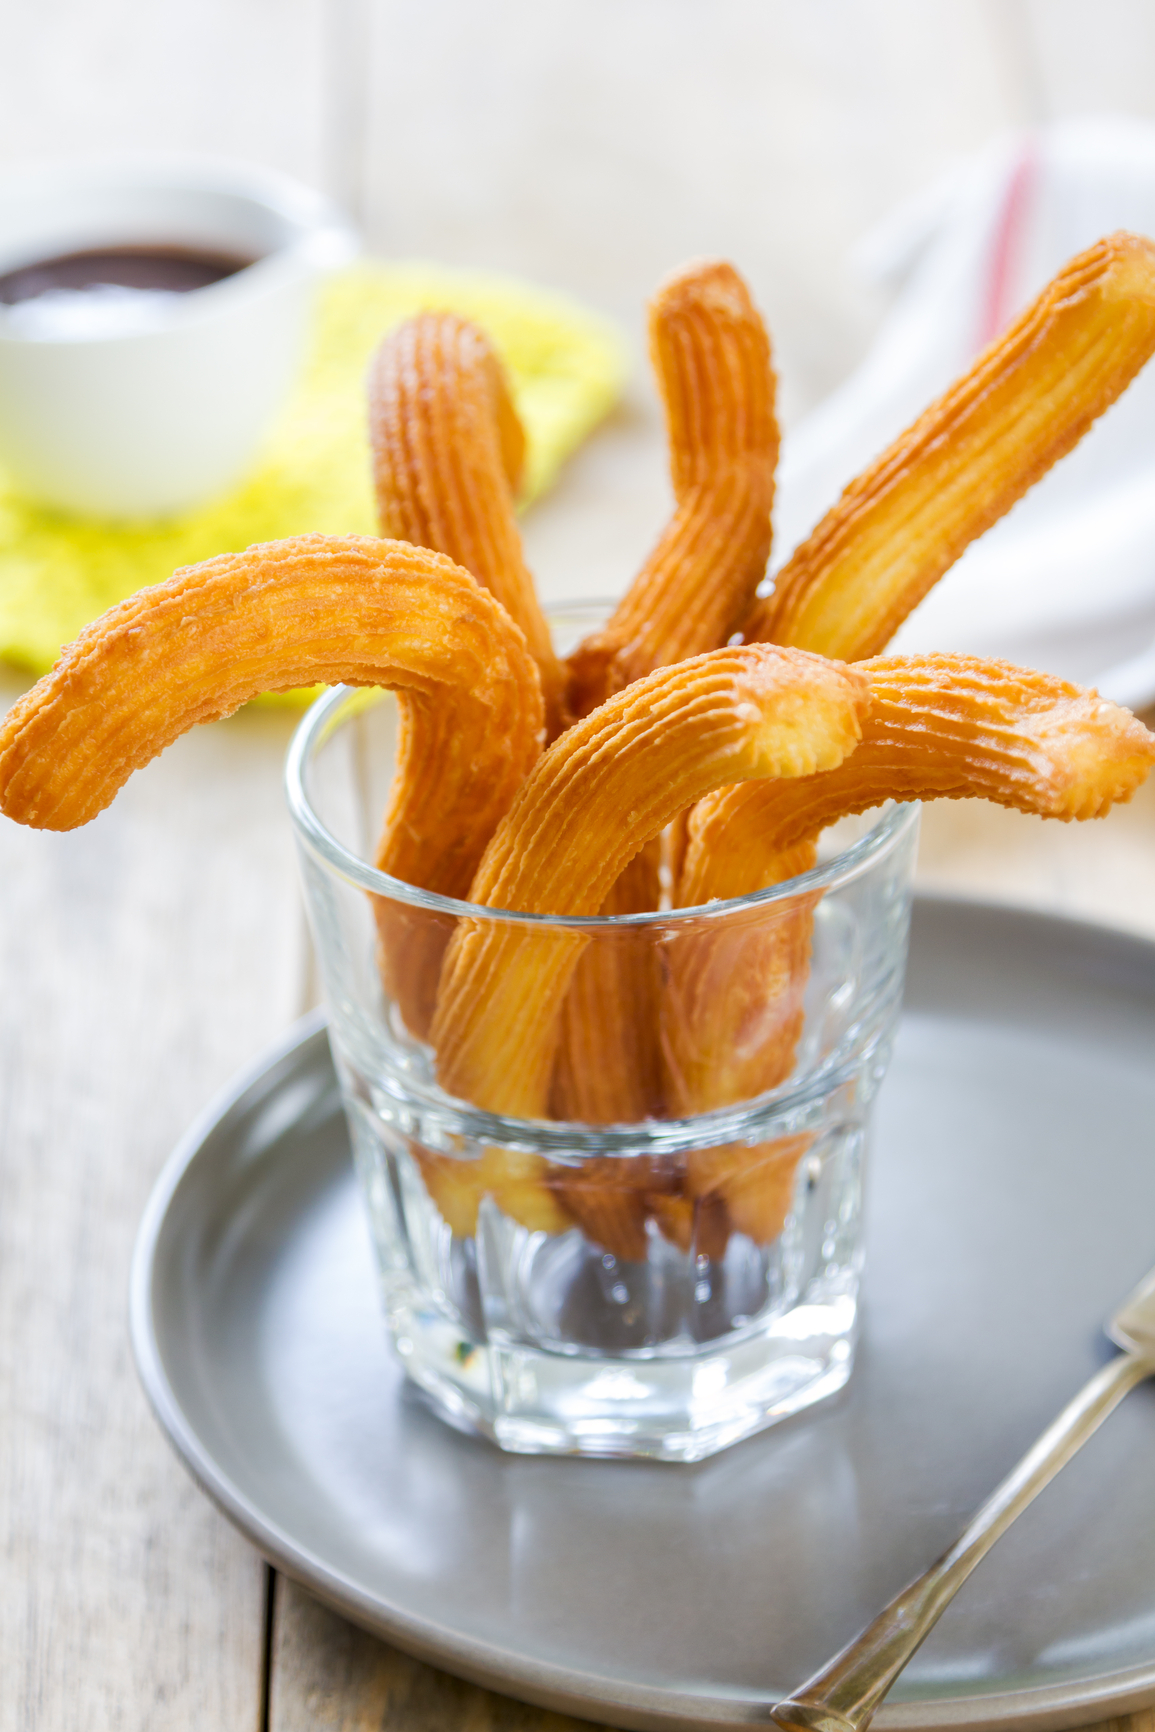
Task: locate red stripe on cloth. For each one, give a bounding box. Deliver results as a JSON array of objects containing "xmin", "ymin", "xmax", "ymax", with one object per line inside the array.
[{"xmin": 977, "ymin": 146, "xmax": 1037, "ymax": 351}]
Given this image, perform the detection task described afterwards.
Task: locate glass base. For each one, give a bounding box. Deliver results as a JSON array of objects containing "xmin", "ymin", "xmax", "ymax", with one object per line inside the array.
[
  {"xmin": 342, "ymin": 1053, "xmax": 870, "ymax": 1461},
  {"xmin": 384, "ymin": 1267, "xmax": 857, "ymax": 1460}
]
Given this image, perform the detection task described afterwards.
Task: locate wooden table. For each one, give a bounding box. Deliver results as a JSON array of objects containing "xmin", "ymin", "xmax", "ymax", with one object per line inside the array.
[
  {"xmin": 4, "ymin": 549, "xmax": 1154, "ymax": 1732},
  {"xmin": 4, "ymin": 3, "xmax": 1155, "ymax": 1726}
]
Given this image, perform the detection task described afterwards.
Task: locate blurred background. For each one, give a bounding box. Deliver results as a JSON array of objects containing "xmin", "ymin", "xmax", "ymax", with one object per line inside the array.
[
  {"xmin": 4, "ymin": 0, "xmax": 1154, "ymax": 601},
  {"xmin": 8, "ymin": 3, "xmax": 1155, "ymax": 380}
]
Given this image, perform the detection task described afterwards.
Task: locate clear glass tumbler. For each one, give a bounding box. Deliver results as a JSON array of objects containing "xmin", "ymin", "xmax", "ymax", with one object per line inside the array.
[{"xmin": 286, "ymin": 645, "xmax": 919, "ymax": 1461}]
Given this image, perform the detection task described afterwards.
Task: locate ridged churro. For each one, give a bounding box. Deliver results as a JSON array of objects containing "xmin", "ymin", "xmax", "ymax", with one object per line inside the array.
[
  {"xmin": 0, "ymin": 537, "xmax": 544, "ymax": 880},
  {"xmin": 743, "ymin": 232, "xmax": 1155, "ymax": 660},
  {"xmin": 666, "ymin": 655, "xmax": 1155, "ymax": 1128},
  {"xmin": 566, "ymin": 260, "xmax": 777, "ymax": 717},
  {"xmin": 553, "ymin": 260, "xmax": 778, "ymax": 1124},
  {"xmin": 646, "ymin": 1189, "xmax": 730, "ymax": 1260},
  {"xmin": 662, "ymin": 855, "xmax": 820, "ymax": 1117},
  {"xmin": 548, "ymin": 841, "xmax": 666, "ymax": 1124},
  {"xmin": 368, "ymin": 311, "xmax": 568, "ymax": 737},
  {"xmin": 547, "ymin": 1155, "xmax": 656, "ymax": 1263},
  {"xmin": 684, "ymin": 654, "xmax": 1155, "ymax": 877},
  {"xmin": 432, "ymin": 644, "xmax": 870, "ymax": 1125},
  {"xmin": 684, "ymin": 1134, "xmax": 813, "ymax": 1248},
  {"xmin": 414, "ymin": 1146, "xmax": 573, "ymax": 1241},
  {"xmin": 660, "ymin": 232, "xmax": 1155, "ymax": 1239}
]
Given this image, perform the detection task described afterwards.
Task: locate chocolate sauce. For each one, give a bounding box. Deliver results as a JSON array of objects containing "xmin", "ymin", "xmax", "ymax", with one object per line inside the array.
[{"xmin": 0, "ymin": 244, "xmax": 254, "ymax": 304}]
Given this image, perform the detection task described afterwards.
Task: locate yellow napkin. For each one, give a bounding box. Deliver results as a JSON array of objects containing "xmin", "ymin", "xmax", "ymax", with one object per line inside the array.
[{"xmin": 0, "ymin": 261, "xmax": 627, "ymax": 681}]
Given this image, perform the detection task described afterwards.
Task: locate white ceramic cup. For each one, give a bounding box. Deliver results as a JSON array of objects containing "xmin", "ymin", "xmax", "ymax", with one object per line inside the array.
[{"xmin": 0, "ymin": 156, "xmax": 359, "ymax": 518}]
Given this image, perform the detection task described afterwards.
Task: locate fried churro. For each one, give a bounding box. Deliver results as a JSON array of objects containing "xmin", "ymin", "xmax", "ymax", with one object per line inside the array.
[
  {"xmin": 368, "ymin": 311, "xmax": 567, "ymax": 738},
  {"xmin": 684, "ymin": 654, "xmax": 1155, "ymax": 878},
  {"xmin": 548, "ymin": 840, "xmax": 666, "ymax": 1124},
  {"xmin": 666, "ymin": 655, "xmax": 1155, "ymax": 1129},
  {"xmin": 742, "ymin": 233, "xmax": 1155, "ymax": 661},
  {"xmin": 658, "ymin": 233, "xmax": 1155, "ymax": 1242},
  {"xmin": 553, "ymin": 260, "xmax": 778, "ymax": 1123},
  {"xmin": 662, "ymin": 851, "xmax": 820, "ymax": 1118},
  {"xmin": 414, "ymin": 1146, "xmax": 573, "ymax": 1242},
  {"xmin": 0, "ymin": 535, "xmax": 543, "ymax": 879},
  {"xmin": 547, "ymin": 1155, "xmax": 656, "ymax": 1263},
  {"xmin": 566, "ymin": 260, "xmax": 777, "ymax": 718},
  {"xmin": 432, "ymin": 644, "xmax": 870, "ymax": 1123},
  {"xmin": 684, "ymin": 1134, "xmax": 813, "ymax": 1247}
]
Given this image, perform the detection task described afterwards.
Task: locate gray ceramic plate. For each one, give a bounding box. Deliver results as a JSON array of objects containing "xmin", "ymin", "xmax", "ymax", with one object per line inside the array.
[{"xmin": 131, "ymin": 897, "xmax": 1155, "ymax": 1732}]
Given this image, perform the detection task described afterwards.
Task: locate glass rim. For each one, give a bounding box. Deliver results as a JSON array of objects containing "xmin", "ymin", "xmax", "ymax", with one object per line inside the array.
[{"xmin": 285, "ymin": 681, "xmax": 919, "ymax": 929}]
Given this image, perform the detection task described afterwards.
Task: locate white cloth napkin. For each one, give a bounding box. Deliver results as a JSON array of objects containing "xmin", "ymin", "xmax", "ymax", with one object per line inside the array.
[{"xmin": 773, "ymin": 116, "xmax": 1155, "ymax": 710}]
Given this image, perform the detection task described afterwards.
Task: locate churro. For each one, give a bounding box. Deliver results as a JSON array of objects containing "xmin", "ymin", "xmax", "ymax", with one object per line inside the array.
[
  {"xmin": 666, "ymin": 655, "xmax": 1155, "ymax": 1126},
  {"xmin": 743, "ymin": 232, "xmax": 1155, "ymax": 660},
  {"xmin": 646, "ymin": 1189, "xmax": 730, "ymax": 1261},
  {"xmin": 662, "ymin": 854, "xmax": 820, "ymax": 1117},
  {"xmin": 415, "ymin": 1146, "xmax": 572, "ymax": 1241},
  {"xmin": 553, "ymin": 259, "xmax": 778, "ymax": 1122},
  {"xmin": 548, "ymin": 840, "xmax": 665, "ymax": 1124},
  {"xmin": 0, "ymin": 538, "xmax": 544, "ymax": 891},
  {"xmin": 547, "ymin": 1156, "xmax": 655, "ymax": 1263},
  {"xmin": 685, "ymin": 1134, "xmax": 813, "ymax": 1247},
  {"xmin": 368, "ymin": 311, "xmax": 567, "ymax": 737},
  {"xmin": 684, "ymin": 654, "xmax": 1155, "ymax": 880},
  {"xmin": 664, "ymin": 232, "xmax": 1155, "ymax": 1227},
  {"xmin": 431, "ymin": 643, "xmax": 870, "ymax": 1123},
  {"xmin": 566, "ymin": 260, "xmax": 777, "ymax": 717}
]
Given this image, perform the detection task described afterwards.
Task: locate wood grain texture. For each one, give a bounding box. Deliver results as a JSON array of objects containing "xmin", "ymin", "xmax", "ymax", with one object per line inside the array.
[
  {"xmin": 0, "ymin": 689, "xmax": 305, "ymax": 1730},
  {"xmin": 1093, "ymin": 1713, "xmax": 1155, "ymax": 1732},
  {"xmin": 268, "ymin": 1578, "xmax": 615, "ymax": 1732},
  {"xmin": 267, "ymin": 1580, "xmax": 1155, "ymax": 1732}
]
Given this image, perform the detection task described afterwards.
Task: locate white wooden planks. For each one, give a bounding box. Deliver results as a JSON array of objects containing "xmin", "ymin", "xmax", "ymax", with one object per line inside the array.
[
  {"xmin": 268, "ymin": 1578, "xmax": 615, "ymax": 1732},
  {"xmin": 0, "ymin": 696, "xmax": 305, "ymax": 1730}
]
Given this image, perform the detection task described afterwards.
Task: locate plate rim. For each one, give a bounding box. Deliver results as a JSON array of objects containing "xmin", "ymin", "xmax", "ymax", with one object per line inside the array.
[{"xmin": 129, "ymin": 894, "xmax": 1155, "ymax": 1732}]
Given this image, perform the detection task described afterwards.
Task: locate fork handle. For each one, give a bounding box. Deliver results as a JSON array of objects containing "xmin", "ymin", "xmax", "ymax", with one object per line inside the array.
[{"xmin": 771, "ymin": 1349, "xmax": 1153, "ymax": 1732}]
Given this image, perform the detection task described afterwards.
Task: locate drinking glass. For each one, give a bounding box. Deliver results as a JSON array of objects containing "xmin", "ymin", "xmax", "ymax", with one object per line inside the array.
[{"xmin": 286, "ymin": 617, "xmax": 919, "ymax": 1460}]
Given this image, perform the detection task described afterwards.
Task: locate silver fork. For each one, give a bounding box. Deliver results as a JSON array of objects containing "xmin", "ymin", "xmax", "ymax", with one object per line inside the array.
[{"xmin": 771, "ymin": 1262, "xmax": 1155, "ymax": 1732}]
